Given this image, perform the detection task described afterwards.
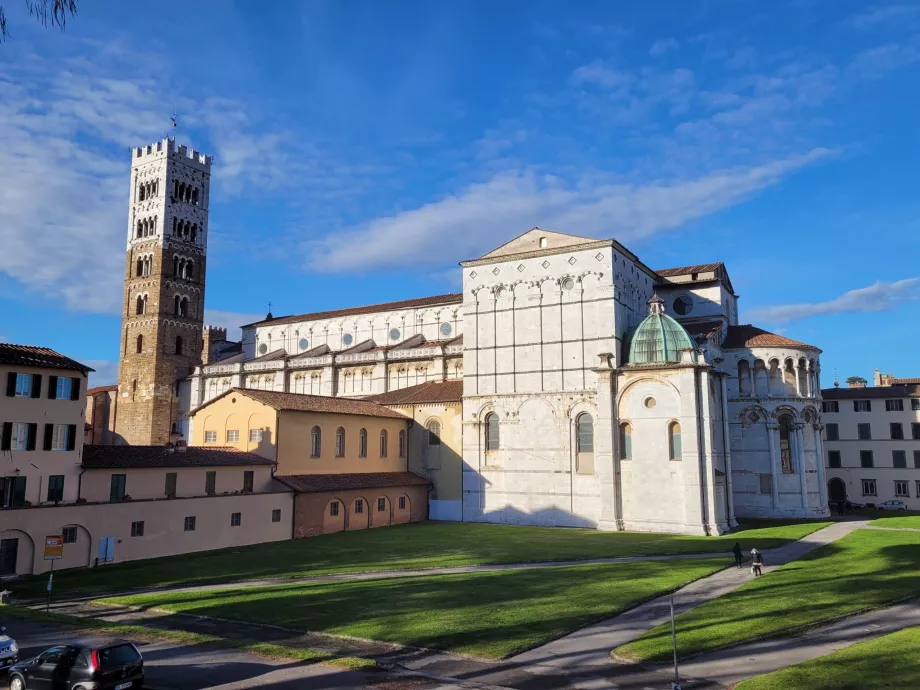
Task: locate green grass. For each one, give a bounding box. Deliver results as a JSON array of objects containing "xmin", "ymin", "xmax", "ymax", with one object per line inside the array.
[
  {"xmin": 101, "ymin": 558, "xmax": 726, "ymax": 659},
  {"xmin": 868, "ymin": 514, "xmax": 920, "ymax": 529},
  {"xmin": 736, "ymin": 625, "xmax": 920, "ymax": 690},
  {"xmin": 10, "ymin": 520, "xmax": 830, "ymax": 598},
  {"xmin": 614, "ymin": 529, "xmax": 920, "ymax": 663},
  {"xmin": 0, "ymin": 604, "xmax": 375, "ymax": 671}
]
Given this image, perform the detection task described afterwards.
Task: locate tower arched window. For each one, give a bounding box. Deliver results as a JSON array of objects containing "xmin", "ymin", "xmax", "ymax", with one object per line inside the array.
[
  {"xmin": 136, "ymin": 220, "xmax": 143, "ymax": 239},
  {"xmin": 192, "ymin": 188, "xmax": 199, "ymax": 205},
  {"xmin": 131, "ymin": 379, "xmax": 137, "ymax": 402},
  {"xmin": 778, "ymin": 415, "xmax": 794, "ymax": 473},
  {"xmin": 576, "ymin": 413, "xmax": 594, "ymax": 453},
  {"xmin": 136, "ymin": 334, "xmax": 143, "ymax": 354},
  {"xmin": 137, "ymin": 184, "xmax": 144, "ymax": 202},
  {"xmin": 359, "ymin": 428, "xmax": 368, "ymax": 458},
  {"xmin": 619, "ymin": 422, "xmax": 632, "ymax": 460},
  {"xmin": 136, "ymin": 294, "xmax": 145, "ymax": 315},
  {"xmin": 310, "ymin": 426, "xmax": 321, "ymax": 458},
  {"xmin": 136, "ymin": 258, "xmax": 144, "ymax": 277},
  {"xmin": 186, "ymin": 262, "xmax": 193, "ymax": 280},
  {"xmin": 190, "ymin": 224, "xmax": 197, "ymax": 243},
  {"xmin": 175, "ymin": 336, "xmax": 183, "ymax": 355},
  {"xmin": 173, "ymin": 180, "xmax": 179, "ymax": 199},
  {"xmin": 380, "ymin": 430, "xmax": 388, "ymax": 458},
  {"xmin": 172, "ymin": 218, "xmax": 178, "ymax": 235},
  {"xmin": 335, "ymin": 427, "xmax": 346, "ymax": 457},
  {"xmin": 180, "ymin": 297, "xmax": 189, "ymax": 317},
  {"xmin": 484, "ymin": 412, "xmax": 499, "ymax": 452},
  {"xmin": 668, "ymin": 421, "xmax": 682, "ymax": 461}
]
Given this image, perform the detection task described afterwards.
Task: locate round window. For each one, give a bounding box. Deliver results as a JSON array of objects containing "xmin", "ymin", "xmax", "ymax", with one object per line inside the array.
[
  {"xmin": 258, "ymin": 343, "xmax": 268, "ymax": 355},
  {"xmin": 439, "ymin": 322, "xmax": 453, "ymax": 337},
  {"xmin": 299, "ymin": 338, "xmax": 309, "ymax": 350},
  {"xmin": 673, "ymin": 296, "xmax": 693, "ymax": 315},
  {"xmin": 342, "ymin": 333, "xmax": 353, "ymax": 346},
  {"xmin": 562, "ymin": 277, "xmax": 575, "ymax": 291},
  {"xmin": 644, "ymin": 397, "xmax": 657, "ymax": 409},
  {"xmin": 495, "ymin": 286, "xmax": 507, "ymax": 299},
  {"xmin": 390, "ymin": 328, "xmax": 401, "ymax": 341}
]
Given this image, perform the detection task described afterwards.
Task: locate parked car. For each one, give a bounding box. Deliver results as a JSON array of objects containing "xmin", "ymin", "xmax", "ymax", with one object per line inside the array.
[
  {"xmin": 8, "ymin": 640, "xmax": 143, "ymax": 690},
  {"xmin": 0, "ymin": 625, "xmax": 19, "ymax": 671},
  {"xmin": 829, "ymin": 499, "xmax": 865, "ymax": 512},
  {"xmin": 876, "ymin": 500, "xmax": 908, "ymax": 511}
]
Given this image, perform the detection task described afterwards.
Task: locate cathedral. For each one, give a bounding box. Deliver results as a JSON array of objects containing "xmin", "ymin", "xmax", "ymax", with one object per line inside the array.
[{"xmin": 110, "ymin": 139, "xmax": 830, "ymax": 536}]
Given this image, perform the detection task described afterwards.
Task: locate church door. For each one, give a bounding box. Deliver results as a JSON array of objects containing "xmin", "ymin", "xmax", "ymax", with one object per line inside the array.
[{"xmin": 828, "ymin": 478, "xmax": 847, "ymax": 503}]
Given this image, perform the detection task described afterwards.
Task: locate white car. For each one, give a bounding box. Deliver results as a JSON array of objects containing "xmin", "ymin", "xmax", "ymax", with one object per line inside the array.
[
  {"xmin": 0, "ymin": 625, "xmax": 19, "ymax": 672},
  {"xmin": 876, "ymin": 500, "xmax": 908, "ymax": 511}
]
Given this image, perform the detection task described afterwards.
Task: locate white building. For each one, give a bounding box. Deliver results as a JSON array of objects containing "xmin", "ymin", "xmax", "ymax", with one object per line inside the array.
[
  {"xmin": 823, "ymin": 371, "xmax": 920, "ymax": 509},
  {"xmin": 182, "ymin": 228, "xmax": 829, "ymax": 534}
]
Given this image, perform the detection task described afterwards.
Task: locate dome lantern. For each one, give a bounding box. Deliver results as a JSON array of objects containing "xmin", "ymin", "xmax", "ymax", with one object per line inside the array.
[{"xmin": 627, "ymin": 294, "xmax": 697, "ymax": 365}]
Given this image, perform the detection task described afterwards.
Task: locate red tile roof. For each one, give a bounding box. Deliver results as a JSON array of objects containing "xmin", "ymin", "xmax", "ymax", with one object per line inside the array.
[
  {"xmin": 655, "ymin": 262, "xmax": 725, "ymax": 277},
  {"xmin": 0, "ymin": 343, "xmax": 94, "ymax": 372},
  {"xmin": 87, "ymin": 385, "xmax": 119, "ymax": 395},
  {"xmin": 82, "ymin": 445, "xmax": 275, "ymax": 469},
  {"xmin": 242, "ymin": 293, "xmax": 463, "ymax": 328},
  {"xmin": 197, "ymin": 388, "xmax": 409, "ymax": 420},
  {"xmin": 722, "ymin": 325, "xmax": 819, "ymax": 351},
  {"xmin": 891, "ymin": 378, "xmax": 920, "ymax": 385},
  {"xmin": 276, "ymin": 472, "xmax": 430, "ymax": 493},
  {"xmin": 365, "ymin": 380, "xmax": 463, "ymax": 405}
]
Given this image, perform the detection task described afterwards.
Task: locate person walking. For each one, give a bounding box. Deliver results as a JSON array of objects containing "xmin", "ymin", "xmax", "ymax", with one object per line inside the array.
[
  {"xmin": 750, "ymin": 548, "xmax": 764, "ymax": 577},
  {"xmin": 732, "ymin": 542, "xmax": 744, "ymax": 568}
]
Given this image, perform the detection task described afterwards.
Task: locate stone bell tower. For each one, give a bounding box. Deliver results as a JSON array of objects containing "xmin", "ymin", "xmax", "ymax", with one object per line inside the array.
[{"xmin": 114, "ymin": 139, "xmax": 212, "ymax": 445}]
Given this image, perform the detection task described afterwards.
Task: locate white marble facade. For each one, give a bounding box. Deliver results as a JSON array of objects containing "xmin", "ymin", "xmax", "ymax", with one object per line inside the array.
[{"xmin": 182, "ymin": 228, "xmax": 829, "ymax": 533}]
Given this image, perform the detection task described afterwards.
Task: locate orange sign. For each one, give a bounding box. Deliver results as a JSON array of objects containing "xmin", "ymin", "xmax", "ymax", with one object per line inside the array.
[{"xmin": 44, "ymin": 535, "xmax": 64, "ymax": 560}]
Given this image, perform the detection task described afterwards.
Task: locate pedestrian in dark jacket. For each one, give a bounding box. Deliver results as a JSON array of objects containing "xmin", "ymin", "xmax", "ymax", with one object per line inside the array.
[
  {"xmin": 750, "ymin": 548, "xmax": 764, "ymax": 577},
  {"xmin": 732, "ymin": 542, "xmax": 743, "ymax": 568}
]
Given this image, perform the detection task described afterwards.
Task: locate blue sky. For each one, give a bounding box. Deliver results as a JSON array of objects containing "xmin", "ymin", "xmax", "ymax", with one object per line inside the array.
[{"xmin": 1, "ymin": 0, "xmax": 919, "ymax": 387}]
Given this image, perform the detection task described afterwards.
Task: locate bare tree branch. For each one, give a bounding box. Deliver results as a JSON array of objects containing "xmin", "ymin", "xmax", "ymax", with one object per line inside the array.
[{"xmin": 0, "ymin": 0, "xmax": 78, "ymax": 44}]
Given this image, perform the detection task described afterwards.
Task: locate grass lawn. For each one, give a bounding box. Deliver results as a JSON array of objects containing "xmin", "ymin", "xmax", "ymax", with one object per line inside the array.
[
  {"xmin": 614, "ymin": 529, "xmax": 920, "ymax": 663},
  {"xmin": 868, "ymin": 514, "xmax": 920, "ymax": 529},
  {"xmin": 101, "ymin": 558, "xmax": 726, "ymax": 659},
  {"xmin": 12, "ymin": 520, "xmax": 829, "ymax": 598},
  {"xmin": 736, "ymin": 625, "xmax": 920, "ymax": 690}
]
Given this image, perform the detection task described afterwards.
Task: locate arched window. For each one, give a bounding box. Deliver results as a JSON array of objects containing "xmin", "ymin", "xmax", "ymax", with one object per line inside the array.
[
  {"xmin": 173, "ymin": 180, "xmax": 179, "ymax": 199},
  {"xmin": 380, "ymin": 430, "xmax": 388, "ymax": 458},
  {"xmin": 192, "ymin": 188, "xmax": 199, "ymax": 205},
  {"xmin": 427, "ymin": 420, "xmax": 441, "ymax": 446},
  {"xmin": 138, "ymin": 185, "xmax": 144, "ymax": 202},
  {"xmin": 485, "ymin": 412, "xmax": 499, "ymax": 452},
  {"xmin": 359, "ymin": 428, "xmax": 367, "ymax": 458},
  {"xmin": 619, "ymin": 422, "xmax": 632, "ymax": 460},
  {"xmin": 136, "ymin": 334, "xmax": 143, "ymax": 354},
  {"xmin": 180, "ymin": 297, "xmax": 189, "ymax": 317},
  {"xmin": 136, "ymin": 294, "xmax": 145, "ymax": 315},
  {"xmin": 136, "ymin": 258, "xmax": 144, "ymax": 277},
  {"xmin": 779, "ymin": 415, "xmax": 794, "ymax": 473},
  {"xmin": 174, "ymin": 295, "xmax": 181, "ymax": 315},
  {"xmin": 310, "ymin": 426, "xmax": 321, "ymax": 458},
  {"xmin": 668, "ymin": 421, "xmax": 682, "ymax": 461},
  {"xmin": 173, "ymin": 256, "xmax": 179, "ymax": 276},
  {"xmin": 399, "ymin": 429, "xmax": 406, "ymax": 458},
  {"xmin": 172, "ymin": 218, "xmax": 178, "ymax": 235},
  {"xmin": 576, "ymin": 413, "xmax": 594, "ymax": 453},
  {"xmin": 190, "ymin": 224, "xmax": 197, "ymax": 243},
  {"xmin": 175, "ymin": 336, "xmax": 183, "ymax": 355},
  {"xmin": 131, "ymin": 379, "xmax": 137, "ymax": 402},
  {"xmin": 136, "ymin": 220, "xmax": 143, "ymax": 239},
  {"xmin": 335, "ymin": 427, "xmax": 346, "ymax": 457},
  {"xmin": 186, "ymin": 262, "xmax": 193, "ymax": 280}
]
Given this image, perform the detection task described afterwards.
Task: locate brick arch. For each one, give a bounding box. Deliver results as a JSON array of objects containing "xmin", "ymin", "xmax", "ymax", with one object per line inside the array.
[
  {"xmin": 348, "ymin": 496, "xmax": 369, "ymax": 530},
  {"xmin": 323, "ymin": 498, "xmax": 346, "ymax": 533}
]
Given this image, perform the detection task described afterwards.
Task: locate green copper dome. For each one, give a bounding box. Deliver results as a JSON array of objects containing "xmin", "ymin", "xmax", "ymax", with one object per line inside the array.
[{"xmin": 627, "ymin": 295, "xmax": 697, "ymax": 364}]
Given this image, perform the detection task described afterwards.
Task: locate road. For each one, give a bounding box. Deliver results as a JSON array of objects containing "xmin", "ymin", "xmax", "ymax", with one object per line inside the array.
[{"xmin": 0, "ymin": 618, "xmax": 373, "ymax": 690}]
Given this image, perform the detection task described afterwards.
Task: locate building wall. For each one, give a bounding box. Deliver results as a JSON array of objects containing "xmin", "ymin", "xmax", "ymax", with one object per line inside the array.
[
  {"xmin": 1, "ymin": 364, "xmax": 87, "ymax": 507},
  {"xmin": 84, "ymin": 389, "xmax": 119, "ymax": 446},
  {"xmin": 191, "ymin": 394, "xmax": 278, "ymax": 459},
  {"xmin": 823, "ymin": 391, "xmax": 920, "ymax": 508},
  {"xmin": 292, "ymin": 485, "xmax": 428, "ymax": 538},
  {"xmin": 0, "ymin": 490, "xmax": 292, "ymax": 575},
  {"xmin": 276, "ymin": 410, "xmax": 409, "ymax": 475},
  {"xmin": 79, "ymin": 464, "xmax": 275, "ymax": 503}
]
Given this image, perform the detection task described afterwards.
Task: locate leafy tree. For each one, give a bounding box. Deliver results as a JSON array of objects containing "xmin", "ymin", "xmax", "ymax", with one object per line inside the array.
[
  {"xmin": 846, "ymin": 375, "xmax": 867, "ymax": 386},
  {"xmin": 0, "ymin": 0, "xmax": 77, "ymax": 44}
]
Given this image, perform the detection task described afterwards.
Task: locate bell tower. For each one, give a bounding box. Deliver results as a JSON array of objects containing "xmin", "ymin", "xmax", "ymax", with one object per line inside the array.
[{"xmin": 114, "ymin": 139, "xmax": 212, "ymax": 445}]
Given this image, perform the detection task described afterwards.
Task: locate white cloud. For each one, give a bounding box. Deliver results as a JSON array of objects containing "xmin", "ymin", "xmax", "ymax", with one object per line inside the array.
[
  {"xmin": 570, "ymin": 60, "xmax": 634, "ymax": 90},
  {"xmin": 747, "ymin": 278, "xmax": 919, "ymax": 323},
  {"xmin": 85, "ymin": 359, "xmax": 119, "ymax": 388},
  {"xmin": 306, "ymin": 148, "xmax": 832, "ymax": 273},
  {"xmin": 850, "ymin": 5, "xmax": 920, "ymax": 29},
  {"xmin": 649, "ymin": 38, "xmax": 679, "ymax": 56},
  {"xmin": 204, "ymin": 309, "xmax": 265, "ymax": 341}
]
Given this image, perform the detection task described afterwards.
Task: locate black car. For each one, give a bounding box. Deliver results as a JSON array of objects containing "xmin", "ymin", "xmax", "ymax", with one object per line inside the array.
[{"xmin": 7, "ymin": 640, "xmax": 143, "ymax": 690}]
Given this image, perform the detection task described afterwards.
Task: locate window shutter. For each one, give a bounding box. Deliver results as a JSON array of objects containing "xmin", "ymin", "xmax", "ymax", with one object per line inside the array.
[
  {"xmin": 66, "ymin": 424, "xmax": 77, "ymax": 451},
  {"xmin": 853, "ymin": 401, "xmax": 858, "ymax": 412},
  {"xmin": 26, "ymin": 423, "xmax": 37, "ymax": 451},
  {"xmin": 71, "ymin": 377, "xmax": 81, "ymax": 401},
  {"xmin": 43, "ymin": 423, "xmax": 53, "ymax": 451},
  {"xmin": 31, "ymin": 374, "xmax": 42, "ymax": 398},
  {"xmin": 6, "ymin": 372, "xmax": 15, "ymax": 397},
  {"xmin": 48, "ymin": 375, "xmax": 58, "ymax": 399},
  {"xmin": 1, "ymin": 422, "xmax": 11, "ymax": 450}
]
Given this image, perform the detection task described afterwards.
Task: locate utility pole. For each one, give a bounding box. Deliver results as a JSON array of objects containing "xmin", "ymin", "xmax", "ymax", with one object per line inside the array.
[{"xmin": 670, "ymin": 594, "xmax": 681, "ymax": 690}]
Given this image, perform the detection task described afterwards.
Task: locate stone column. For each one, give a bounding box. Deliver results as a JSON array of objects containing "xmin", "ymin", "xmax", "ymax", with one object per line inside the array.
[
  {"xmin": 593, "ymin": 353, "xmax": 620, "ymax": 531},
  {"xmin": 795, "ymin": 423, "xmax": 808, "ymax": 512},
  {"xmin": 229, "ymin": 363, "xmax": 243, "ymax": 390},
  {"xmin": 795, "ymin": 362, "xmax": 804, "ymax": 398},
  {"xmin": 698, "ymin": 367, "xmax": 723, "ymax": 533},
  {"xmin": 767, "ymin": 422, "xmax": 780, "ymax": 510},
  {"xmin": 806, "ymin": 360, "xmax": 814, "ymax": 398},
  {"xmin": 322, "ymin": 359, "xmax": 337, "ymax": 397},
  {"xmin": 719, "ymin": 374, "xmax": 738, "ymax": 527},
  {"xmin": 814, "ymin": 423, "xmax": 828, "ymax": 509}
]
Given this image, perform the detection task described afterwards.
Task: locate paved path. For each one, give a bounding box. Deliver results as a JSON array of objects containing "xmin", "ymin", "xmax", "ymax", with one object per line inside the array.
[{"xmin": 394, "ymin": 519, "xmax": 870, "ymax": 689}]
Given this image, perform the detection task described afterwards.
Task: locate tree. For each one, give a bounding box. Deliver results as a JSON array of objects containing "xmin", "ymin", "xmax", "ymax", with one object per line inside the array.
[
  {"xmin": 846, "ymin": 376, "xmax": 867, "ymax": 386},
  {"xmin": 0, "ymin": 0, "xmax": 77, "ymax": 44}
]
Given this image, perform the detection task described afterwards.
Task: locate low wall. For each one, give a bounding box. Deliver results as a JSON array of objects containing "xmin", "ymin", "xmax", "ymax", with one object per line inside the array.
[
  {"xmin": 0, "ymin": 491, "xmax": 293, "ymax": 576},
  {"xmin": 293, "ymin": 485, "xmax": 428, "ymax": 538}
]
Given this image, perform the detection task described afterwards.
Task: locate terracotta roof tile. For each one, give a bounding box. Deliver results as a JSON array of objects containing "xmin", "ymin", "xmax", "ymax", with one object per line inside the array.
[
  {"xmin": 87, "ymin": 385, "xmax": 119, "ymax": 395},
  {"xmin": 0, "ymin": 343, "xmax": 94, "ymax": 372},
  {"xmin": 655, "ymin": 262, "xmax": 725, "ymax": 277},
  {"xmin": 247, "ymin": 349, "xmax": 287, "ymax": 363},
  {"xmin": 722, "ymin": 325, "xmax": 819, "ymax": 351},
  {"xmin": 82, "ymin": 445, "xmax": 275, "ymax": 469},
  {"xmin": 891, "ymin": 378, "xmax": 920, "ymax": 385},
  {"xmin": 276, "ymin": 472, "xmax": 430, "ymax": 493},
  {"xmin": 198, "ymin": 388, "xmax": 409, "ymax": 419},
  {"xmin": 242, "ymin": 293, "xmax": 463, "ymax": 328},
  {"xmin": 365, "ymin": 380, "xmax": 463, "ymax": 405},
  {"xmin": 683, "ymin": 320, "xmax": 723, "ymax": 342}
]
